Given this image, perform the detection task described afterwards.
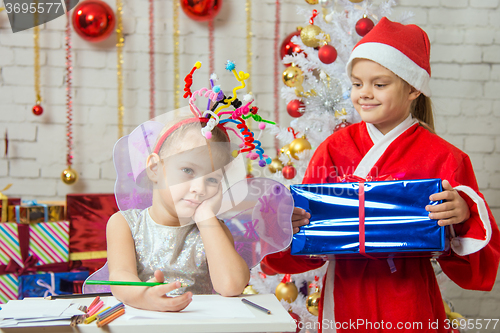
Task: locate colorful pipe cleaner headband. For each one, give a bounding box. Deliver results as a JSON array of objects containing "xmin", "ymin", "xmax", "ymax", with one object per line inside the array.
[{"xmin": 166, "ymin": 60, "xmax": 276, "ymax": 168}]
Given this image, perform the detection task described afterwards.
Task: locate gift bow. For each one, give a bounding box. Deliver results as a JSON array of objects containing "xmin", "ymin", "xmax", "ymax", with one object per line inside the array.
[
  {"xmin": 6, "ymin": 254, "xmax": 39, "ymax": 276},
  {"xmin": 335, "ymin": 173, "xmax": 404, "ymax": 259},
  {"xmin": 335, "ymin": 173, "xmax": 404, "ymax": 183},
  {"xmin": 15, "ymin": 200, "xmax": 48, "ymax": 223},
  {"xmin": 36, "ymin": 272, "xmax": 58, "ymax": 298}
]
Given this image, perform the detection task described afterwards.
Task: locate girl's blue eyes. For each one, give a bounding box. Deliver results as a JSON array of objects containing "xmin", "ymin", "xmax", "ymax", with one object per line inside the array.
[
  {"xmin": 351, "ymin": 83, "xmax": 387, "ymax": 88},
  {"xmin": 181, "ymin": 168, "xmax": 219, "ymax": 184},
  {"xmin": 182, "ymin": 167, "xmax": 194, "ymax": 175},
  {"xmin": 207, "ymin": 178, "xmax": 219, "ymax": 184}
]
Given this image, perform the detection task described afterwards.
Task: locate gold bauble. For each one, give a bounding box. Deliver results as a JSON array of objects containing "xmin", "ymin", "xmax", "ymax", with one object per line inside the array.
[
  {"xmin": 280, "ymin": 144, "xmax": 291, "ymax": 157},
  {"xmin": 300, "ymin": 25, "xmax": 330, "ymax": 48},
  {"xmin": 242, "ymin": 285, "xmax": 258, "ymax": 295},
  {"xmin": 306, "ymin": 290, "xmax": 321, "ymax": 316},
  {"xmin": 275, "ymin": 282, "xmax": 298, "ymax": 303},
  {"xmin": 305, "ymin": 0, "xmax": 319, "ymax": 3},
  {"xmin": 283, "ymin": 66, "xmax": 304, "ymax": 88},
  {"xmin": 349, "ymin": 0, "xmax": 364, "ymax": 2},
  {"xmin": 289, "ymin": 136, "xmax": 312, "ymax": 160},
  {"xmin": 268, "ymin": 157, "xmax": 284, "ymax": 174},
  {"xmin": 61, "ymin": 167, "xmax": 78, "ymax": 185}
]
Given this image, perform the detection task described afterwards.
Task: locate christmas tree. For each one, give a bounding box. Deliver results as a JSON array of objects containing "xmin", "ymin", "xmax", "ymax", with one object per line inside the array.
[{"xmin": 268, "ymin": 0, "xmax": 412, "ymax": 186}]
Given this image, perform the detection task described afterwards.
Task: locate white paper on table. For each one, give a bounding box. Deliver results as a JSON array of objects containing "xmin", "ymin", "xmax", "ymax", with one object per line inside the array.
[
  {"xmin": 0, "ymin": 299, "xmax": 75, "ymax": 319},
  {"xmin": 123, "ymin": 295, "xmax": 255, "ymax": 320}
]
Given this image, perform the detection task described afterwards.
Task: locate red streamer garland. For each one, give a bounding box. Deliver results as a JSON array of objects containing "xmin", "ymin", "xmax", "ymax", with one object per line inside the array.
[
  {"xmin": 149, "ymin": 0, "xmax": 155, "ymax": 119},
  {"xmin": 208, "ymin": 19, "xmax": 215, "ymax": 74},
  {"xmin": 65, "ymin": 11, "xmax": 73, "ymax": 167},
  {"xmin": 274, "ymin": 0, "xmax": 280, "ymax": 153}
]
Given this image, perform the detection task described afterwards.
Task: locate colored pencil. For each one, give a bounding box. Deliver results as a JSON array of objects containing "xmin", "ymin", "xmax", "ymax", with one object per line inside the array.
[
  {"xmin": 45, "ymin": 292, "xmax": 113, "ymax": 300},
  {"xmin": 86, "ymin": 300, "xmax": 104, "ymax": 317},
  {"xmin": 241, "ymin": 298, "xmax": 271, "ymax": 315},
  {"xmin": 97, "ymin": 308, "xmax": 125, "ymax": 327},
  {"xmin": 87, "ymin": 296, "xmax": 100, "ymax": 312},
  {"xmin": 97, "ymin": 302, "xmax": 124, "ymax": 320},
  {"xmin": 85, "ymin": 280, "xmax": 188, "ymax": 287},
  {"xmin": 84, "ymin": 306, "xmax": 111, "ymax": 324},
  {"xmin": 98, "ymin": 304, "xmax": 124, "ymax": 321}
]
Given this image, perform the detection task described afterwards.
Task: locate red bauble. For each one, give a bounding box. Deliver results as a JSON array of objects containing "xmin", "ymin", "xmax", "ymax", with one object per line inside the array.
[
  {"xmin": 287, "ymin": 100, "xmax": 305, "ymax": 118},
  {"xmin": 334, "ymin": 121, "xmax": 351, "ymax": 132},
  {"xmin": 32, "ymin": 104, "xmax": 43, "ymax": 116},
  {"xmin": 180, "ymin": 0, "xmax": 222, "ymax": 22},
  {"xmin": 318, "ymin": 44, "xmax": 337, "ymax": 64},
  {"xmin": 289, "ymin": 311, "xmax": 301, "ymax": 333},
  {"xmin": 280, "ymin": 30, "xmax": 303, "ymax": 62},
  {"xmin": 355, "ymin": 17, "xmax": 374, "ymax": 37},
  {"xmin": 72, "ymin": 0, "xmax": 115, "ymax": 42},
  {"xmin": 282, "ymin": 164, "xmax": 297, "ymax": 179}
]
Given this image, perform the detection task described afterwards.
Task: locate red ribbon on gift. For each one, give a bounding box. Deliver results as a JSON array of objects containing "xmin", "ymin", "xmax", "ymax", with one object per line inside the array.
[
  {"xmin": 336, "ymin": 173, "xmax": 404, "ymax": 259},
  {"xmin": 0, "ymin": 224, "xmax": 69, "ymax": 277}
]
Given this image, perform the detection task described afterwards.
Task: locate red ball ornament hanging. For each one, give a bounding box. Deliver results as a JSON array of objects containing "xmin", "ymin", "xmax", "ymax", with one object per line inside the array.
[
  {"xmin": 72, "ymin": 0, "xmax": 116, "ymax": 42},
  {"xmin": 287, "ymin": 100, "xmax": 305, "ymax": 118},
  {"xmin": 282, "ymin": 163, "xmax": 297, "ymax": 180},
  {"xmin": 180, "ymin": 0, "xmax": 222, "ymax": 22},
  {"xmin": 280, "ymin": 30, "xmax": 303, "ymax": 61},
  {"xmin": 334, "ymin": 121, "xmax": 351, "ymax": 132},
  {"xmin": 32, "ymin": 104, "xmax": 43, "ymax": 116},
  {"xmin": 289, "ymin": 310, "xmax": 301, "ymax": 333},
  {"xmin": 318, "ymin": 44, "xmax": 337, "ymax": 64},
  {"xmin": 355, "ymin": 16, "xmax": 374, "ymax": 37}
]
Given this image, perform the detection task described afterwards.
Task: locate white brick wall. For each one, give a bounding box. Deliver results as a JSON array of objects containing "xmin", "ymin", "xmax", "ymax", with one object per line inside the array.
[{"xmin": 0, "ymin": 0, "xmax": 499, "ymax": 322}]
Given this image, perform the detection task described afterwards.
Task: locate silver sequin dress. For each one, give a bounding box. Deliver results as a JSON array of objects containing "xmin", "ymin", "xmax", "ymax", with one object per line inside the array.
[{"xmin": 121, "ymin": 208, "xmax": 213, "ymax": 295}]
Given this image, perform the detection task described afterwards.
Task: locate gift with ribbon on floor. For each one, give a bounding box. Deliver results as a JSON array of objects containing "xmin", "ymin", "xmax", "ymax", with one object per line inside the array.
[
  {"xmin": 7, "ymin": 200, "xmax": 65, "ymax": 224},
  {"xmin": 290, "ymin": 178, "xmax": 449, "ymax": 259},
  {"xmin": 0, "ymin": 222, "xmax": 70, "ymax": 303},
  {"xmin": 18, "ymin": 270, "xmax": 89, "ymax": 299}
]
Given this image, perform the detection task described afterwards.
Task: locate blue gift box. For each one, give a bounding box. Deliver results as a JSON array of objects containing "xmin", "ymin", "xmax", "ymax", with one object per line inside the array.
[
  {"xmin": 290, "ymin": 178, "xmax": 450, "ymax": 259},
  {"xmin": 18, "ymin": 271, "xmax": 89, "ymax": 299}
]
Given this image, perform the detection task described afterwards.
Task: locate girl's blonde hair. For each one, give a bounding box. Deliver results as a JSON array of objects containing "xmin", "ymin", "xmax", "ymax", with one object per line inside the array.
[{"xmin": 411, "ymin": 94, "xmax": 435, "ymax": 133}]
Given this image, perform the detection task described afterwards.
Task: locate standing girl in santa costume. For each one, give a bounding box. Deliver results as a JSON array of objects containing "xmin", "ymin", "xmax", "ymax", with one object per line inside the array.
[{"xmin": 263, "ymin": 17, "xmax": 500, "ymax": 333}]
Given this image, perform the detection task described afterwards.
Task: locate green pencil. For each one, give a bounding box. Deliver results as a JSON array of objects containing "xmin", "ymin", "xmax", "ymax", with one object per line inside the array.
[{"xmin": 86, "ymin": 280, "xmax": 189, "ymax": 287}]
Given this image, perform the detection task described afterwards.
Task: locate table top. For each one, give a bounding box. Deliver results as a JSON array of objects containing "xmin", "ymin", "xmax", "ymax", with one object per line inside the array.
[{"xmin": 0, "ymin": 294, "xmax": 296, "ymax": 333}]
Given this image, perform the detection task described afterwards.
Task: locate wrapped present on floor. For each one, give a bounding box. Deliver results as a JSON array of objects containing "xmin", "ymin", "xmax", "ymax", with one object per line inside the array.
[
  {"xmin": 290, "ymin": 178, "xmax": 449, "ymax": 259},
  {"xmin": 0, "ymin": 222, "xmax": 22, "ymax": 303},
  {"xmin": 7, "ymin": 200, "xmax": 65, "ymax": 224},
  {"xmin": 18, "ymin": 270, "xmax": 89, "ymax": 299},
  {"xmin": 0, "ymin": 222, "xmax": 70, "ymax": 303},
  {"xmin": 67, "ymin": 194, "xmax": 118, "ymax": 273},
  {"xmin": 0, "ymin": 274, "xmax": 18, "ymax": 303},
  {"xmin": 28, "ymin": 221, "xmax": 69, "ymax": 265},
  {"xmin": 0, "ymin": 184, "xmax": 21, "ymax": 222}
]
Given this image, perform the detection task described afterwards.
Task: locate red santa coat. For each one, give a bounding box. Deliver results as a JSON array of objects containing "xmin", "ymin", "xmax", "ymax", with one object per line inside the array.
[{"xmin": 263, "ymin": 118, "xmax": 500, "ymax": 333}]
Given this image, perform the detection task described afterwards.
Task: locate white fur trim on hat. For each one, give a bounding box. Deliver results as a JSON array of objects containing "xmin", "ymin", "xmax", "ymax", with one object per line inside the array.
[{"xmin": 346, "ymin": 42, "xmax": 432, "ymax": 97}]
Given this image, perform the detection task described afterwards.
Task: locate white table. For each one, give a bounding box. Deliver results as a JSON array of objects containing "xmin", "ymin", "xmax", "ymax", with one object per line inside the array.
[{"xmin": 0, "ymin": 294, "xmax": 295, "ymax": 333}]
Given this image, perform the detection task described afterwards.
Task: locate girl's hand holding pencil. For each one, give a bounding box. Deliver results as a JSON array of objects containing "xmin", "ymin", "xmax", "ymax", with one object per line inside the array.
[{"xmin": 142, "ymin": 270, "xmax": 192, "ymax": 312}]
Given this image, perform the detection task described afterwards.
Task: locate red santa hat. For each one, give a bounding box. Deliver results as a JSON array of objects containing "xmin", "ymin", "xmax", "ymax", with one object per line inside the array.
[{"xmin": 346, "ymin": 17, "xmax": 432, "ymax": 97}]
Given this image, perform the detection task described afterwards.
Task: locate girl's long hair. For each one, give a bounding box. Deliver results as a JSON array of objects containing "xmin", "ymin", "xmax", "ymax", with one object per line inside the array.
[{"xmin": 411, "ymin": 94, "xmax": 435, "ymax": 133}]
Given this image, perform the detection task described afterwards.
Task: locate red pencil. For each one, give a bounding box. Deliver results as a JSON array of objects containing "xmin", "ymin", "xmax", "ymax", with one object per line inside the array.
[{"xmin": 87, "ymin": 296, "xmax": 101, "ymax": 313}]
